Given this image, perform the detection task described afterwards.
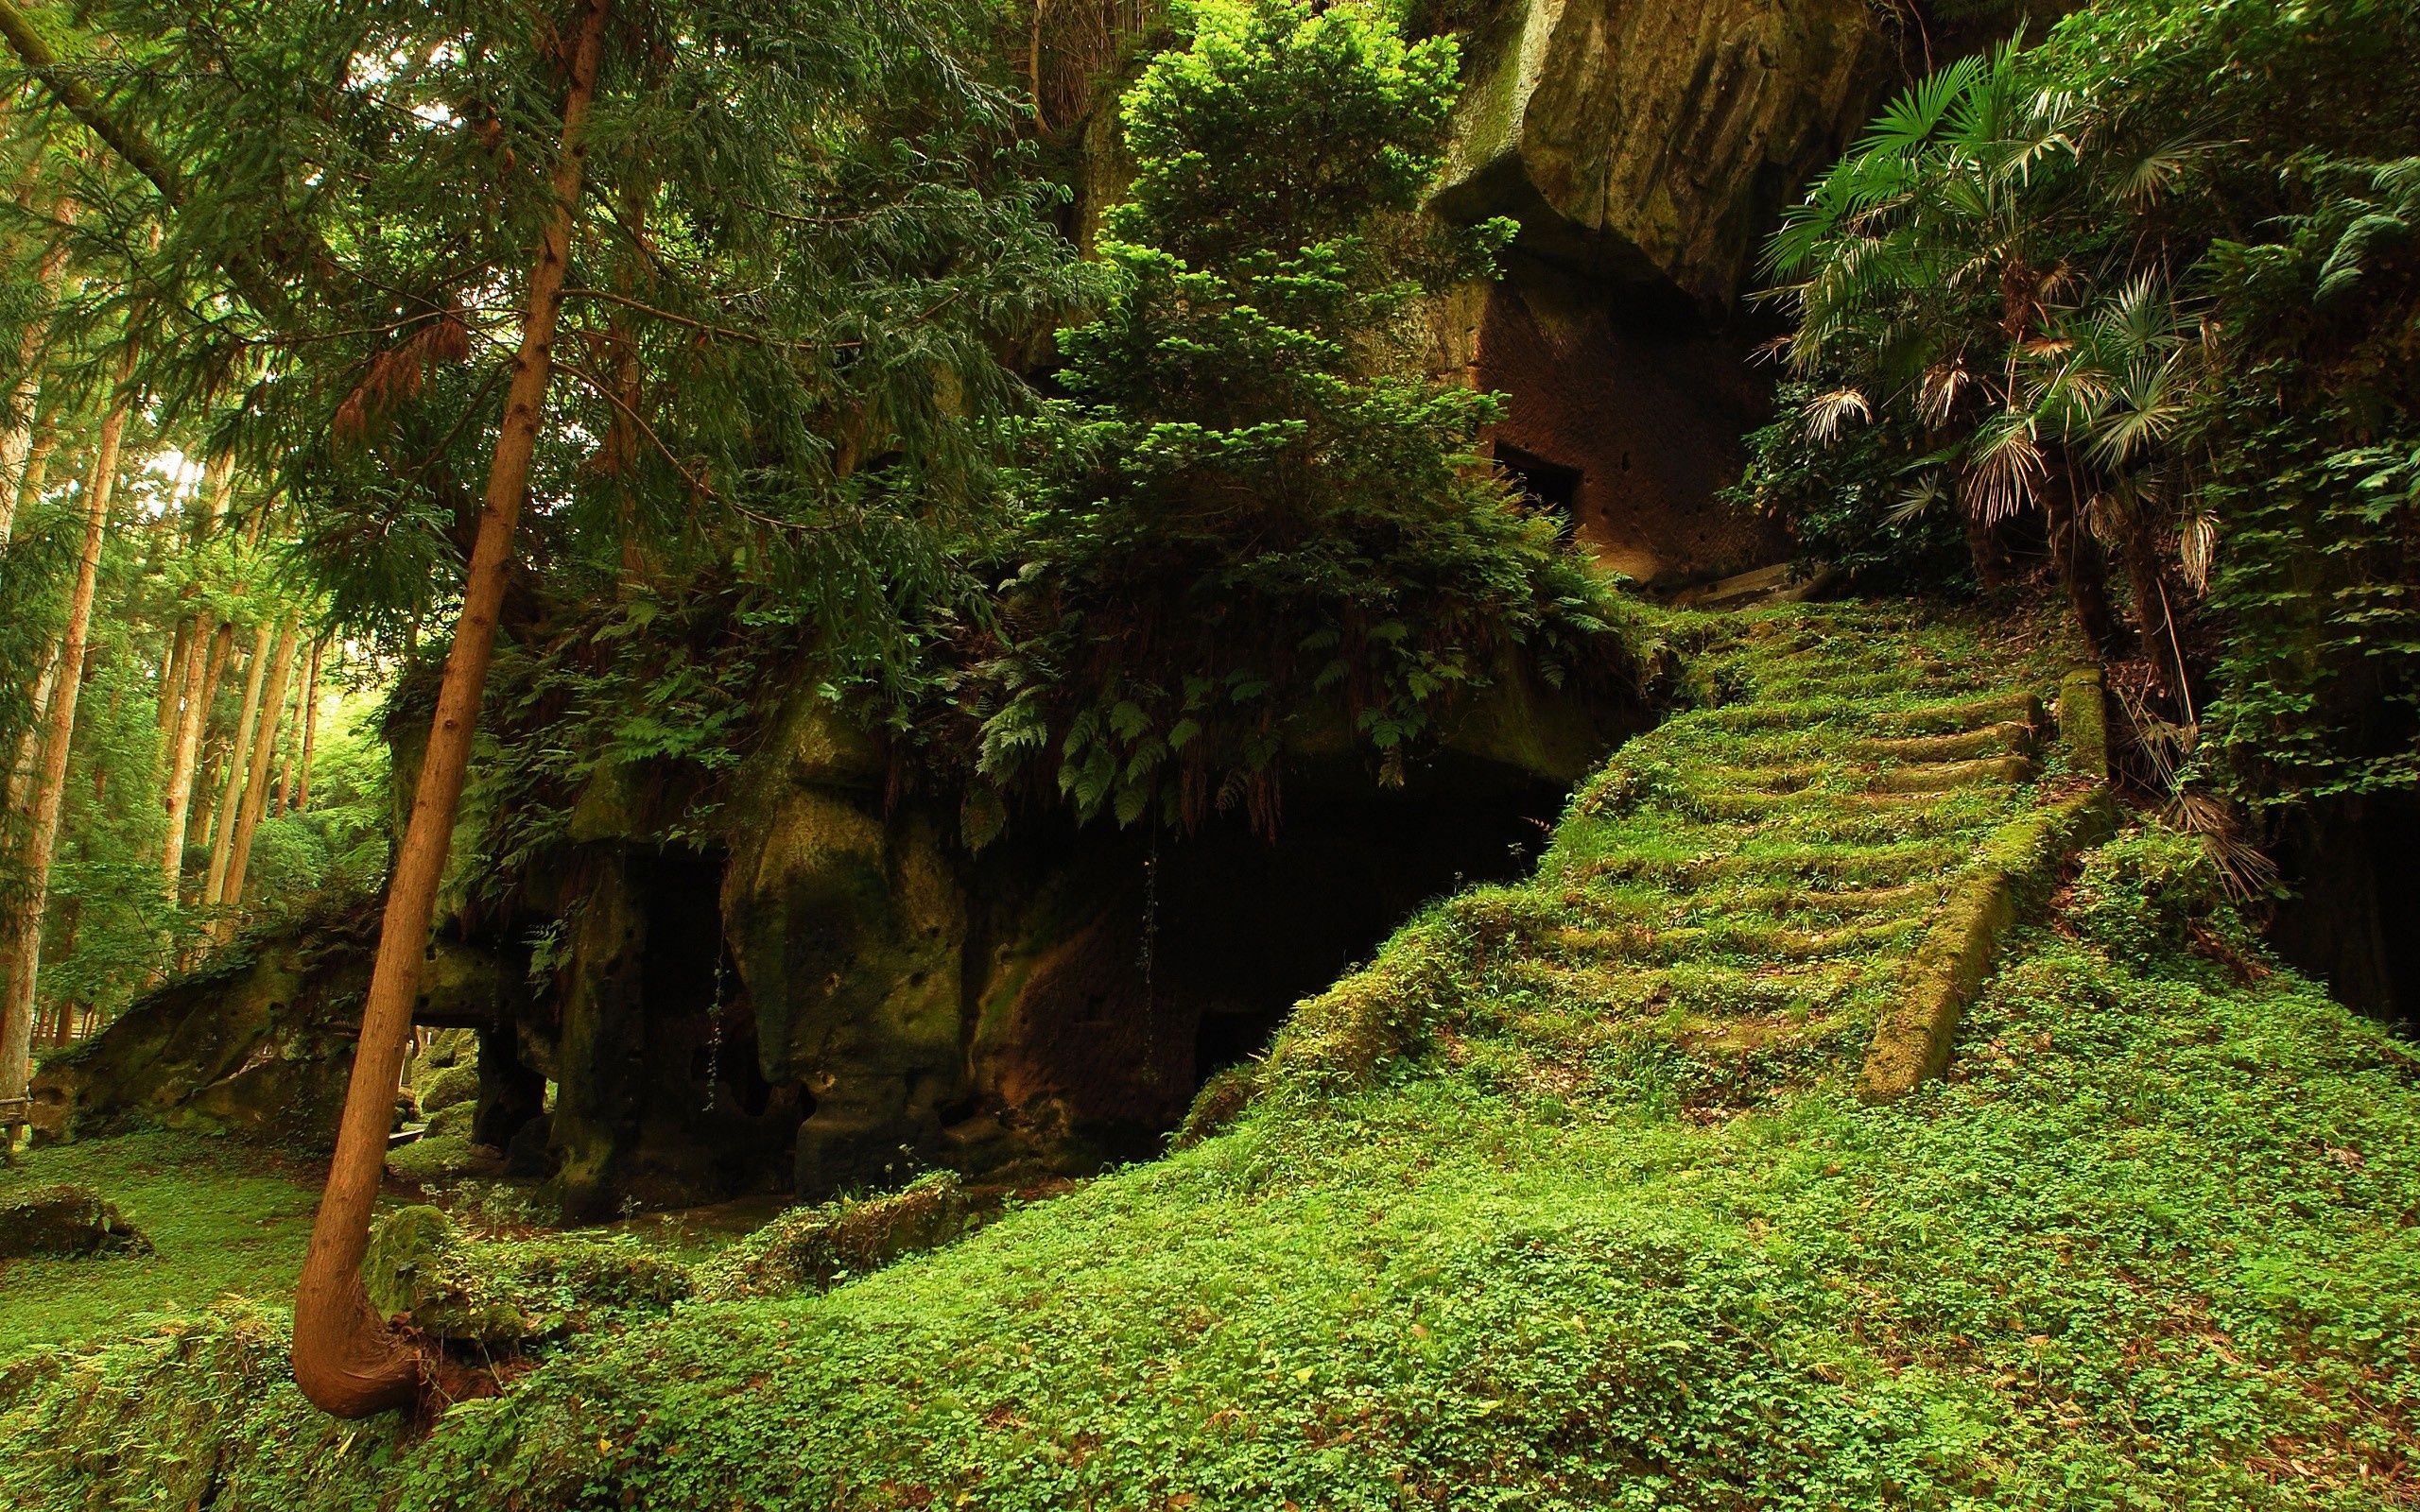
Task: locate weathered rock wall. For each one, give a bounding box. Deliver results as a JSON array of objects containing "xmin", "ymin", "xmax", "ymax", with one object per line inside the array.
[
  {"xmin": 1419, "ymin": 0, "xmax": 1905, "ymax": 587},
  {"xmin": 1431, "ymin": 0, "xmax": 1893, "ymax": 306}
]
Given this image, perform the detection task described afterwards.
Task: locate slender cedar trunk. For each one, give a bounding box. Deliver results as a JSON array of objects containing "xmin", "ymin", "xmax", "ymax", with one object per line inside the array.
[
  {"xmin": 1, "ymin": 345, "xmax": 133, "ymax": 1109},
  {"xmin": 273, "ymin": 679, "xmax": 299, "ymax": 813},
  {"xmin": 176, "ymin": 623, "xmax": 236, "ymax": 880},
  {"xmin": 157, "ymin": 618, "xmax": 192, "ymax": 747},
  {"xmin": 0, "ymin": 222, "xmax": 69, "ymax": 548},
  {"xmin": 2040, "ymin": 465, "xmax": 2125, "ymax": 659},
  {"xmin": 0, "ymin": 652, "xmax": 59, "ymax": 1040},
  {"xmin": 293, "ymin": 640, "xmax": 320, "ymax": 812},
  {"xmin": 160, "ymin": 623, "xmax": 216, "ymax": 900},
  {"xmin": 11, "ymin": 402, "xmax": 59, "ymax": 524},
  {"xmin": 203, "ymin": 626, "xmax": 271, "ymax": 907},
  {"xmin": 219, "ymin": 613, "xmax": 299, "ymax": 921},
  {"xmin": 291, "ymin": 0, "xmax": 612, "ymax": 1418},
  {"xmin": 166, "ymin": 452, "xmax": 241, "ymax": 896},
  {"xmin": 2118, "ymin": 519, "xmax": 2191, "ymax": 719},
  {"xmin": 4, "ymin": 654, "xmax": 57, "ymax": 825}
]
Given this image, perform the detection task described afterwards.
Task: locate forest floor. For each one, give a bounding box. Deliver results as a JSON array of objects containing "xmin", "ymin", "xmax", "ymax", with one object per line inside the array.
[
  {"xmin": 0, "ymin": 1132, "xmax": 322, "ymax": 1358},
  {"xmin": 6, "ymin": 601, "xmax": 2418, "ymax": 1510}
]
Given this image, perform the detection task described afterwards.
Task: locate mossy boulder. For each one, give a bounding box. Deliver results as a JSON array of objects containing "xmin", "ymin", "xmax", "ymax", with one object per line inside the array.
[
  {"xmin": 361, "ymin": 1205, "xmax": 692, "ymax": 1344},
  {"xmin": 416, "ymin": 1062, "xmax": 480, "ymax": 1116},
  {"xmin": 0, "ymin": 1184, "xmax": 150, "ymax": 1259},
  {"xmin": 28, "ymin": 897, "xmax": 526, "ymax": 1152},
  {"xmin": 694, "ymin": 1172, "xmax": 1011, "ymax": 1302}
]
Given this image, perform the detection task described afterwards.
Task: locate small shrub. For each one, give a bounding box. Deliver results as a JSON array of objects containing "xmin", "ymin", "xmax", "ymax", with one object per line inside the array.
[{"xmin": 2069, "ymin": 828, "xmax": 2226, "ymax": 962}]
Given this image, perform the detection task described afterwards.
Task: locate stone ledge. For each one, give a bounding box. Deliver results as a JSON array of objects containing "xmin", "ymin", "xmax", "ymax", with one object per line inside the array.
[{"xmin": 1855, "ymin": 784, "xmax": 2118, "ymax": 1104}]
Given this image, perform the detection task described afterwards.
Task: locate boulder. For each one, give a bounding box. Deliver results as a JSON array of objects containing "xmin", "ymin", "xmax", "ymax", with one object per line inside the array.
[
  {"xmin": 0, "ymin": 1184, "xmax": 150, "ymax": 1258},
  {"xmin": 417, "ymin": 1062, "xmax": 480, "ymax": 1116},
  {"xmin": 28, "ymin": 895, "xmax": 529, "ymax": 1152}
]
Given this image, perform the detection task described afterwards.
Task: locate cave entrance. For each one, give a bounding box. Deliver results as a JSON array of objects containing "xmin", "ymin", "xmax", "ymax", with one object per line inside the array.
[
  {"xmin": 976, "ymin": 761, "xmax": 1576, "ymax": 1165},
  {"xmin": 1150, "ymin": 765, "xmax": 1567, "ymax": 1092},
  {"xmin": 1494, "ymin": 440, "xmax": 1582, "ymax": 534}
]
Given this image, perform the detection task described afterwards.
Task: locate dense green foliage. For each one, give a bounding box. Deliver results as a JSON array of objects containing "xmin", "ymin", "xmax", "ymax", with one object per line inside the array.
[
  {"xmin": 963, "ymin": 0, "xmax": 1619, "ymax": 834},
  {"xmin": 1736, "ymin": 0, "xmax": 2420, "ymax": 812}
]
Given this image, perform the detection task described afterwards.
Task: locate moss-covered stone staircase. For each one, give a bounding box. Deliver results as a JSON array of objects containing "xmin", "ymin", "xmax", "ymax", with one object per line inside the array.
[{"xmin": 1267, "ymin": 600, "xmax": 2113, "ymax": 1113}]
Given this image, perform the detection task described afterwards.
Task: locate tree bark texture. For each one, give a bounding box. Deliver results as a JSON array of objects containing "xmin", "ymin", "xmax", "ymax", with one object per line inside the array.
[
  {"xmin": 157, "ymin": 617, "xmax": 192, "ymax": 747},
  {"xmin": 160, "ymin": 617, "xmax": 217, "ymax": 901},
  {"xmin": 1, "ymin": 346, "xmax": 133, "ymax": 1108},
  {"xmin": 203, "ymin": 625, "xmax": 271, "ymax": 907},
  {"xmin": 294, "ymin": 639, "xmax": 320, "ymax": 812},
  {"xmin": 219, "ymin": 612, "xmax": 299, "ymax": 920},
  {"xmin": 2042, "ymin": 469, "xmax": 2125, "ymax": 660},
  {"xmin": 10, "ymin": 401, "xmax": 58, "ymax": 525},
  {"xmin": 290, "ymin": 0, "xmax": 613, "ymax": 1418},
  {"xmin": 2118, "ymin": 520, "xmax": 2191, "ymax": 720},
  {"xmin": 0, "ymin": 218, "xmax": 68, "ymax": 548}
]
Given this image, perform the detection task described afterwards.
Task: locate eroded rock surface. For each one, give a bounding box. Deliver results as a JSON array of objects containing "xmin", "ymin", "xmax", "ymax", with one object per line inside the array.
[{"xmin": 1434, "ymin": 0, "xmax": 1891, "ymax": 305}]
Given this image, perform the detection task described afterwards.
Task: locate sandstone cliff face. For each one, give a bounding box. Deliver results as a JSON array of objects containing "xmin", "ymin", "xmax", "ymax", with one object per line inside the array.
[
  {"xmin": 1433, "ymin": 0, "xmax": 1891, "ymax": 307},
  {"xmin": 1419, "ymin": 0, "xmax": 1897, "ymax": 589},
  {"xmin": 717, "ymin": 676, "xmax": 1631, "ymax": 1202}
]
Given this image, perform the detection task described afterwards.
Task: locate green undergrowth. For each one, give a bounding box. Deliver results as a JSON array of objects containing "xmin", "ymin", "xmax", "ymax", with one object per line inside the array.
[
  {"xmin": 0, "ymin": 1133, "xmax": 323, "ymax": 1360},
  {"xmin": 7, "ymin": 604, "xmax": 2418, "ymax": 1508}
]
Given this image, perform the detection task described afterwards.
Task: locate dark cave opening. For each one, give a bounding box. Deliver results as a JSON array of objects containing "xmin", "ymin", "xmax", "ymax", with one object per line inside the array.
[
  {"xmin": 1494, "ymin": 439, "xmax": 1583, "ymax": 535},
  {"xmin": 970, "ymin": 759, "xmax": 1575, "ymax": 1172},
  {"xmin": 1144, "ymin": 761, "xmax": 1569, "ymax": 1093},
  {"xmin": 2270, "ymin": 791, "xmax": 2420, "ymax": 1033}
]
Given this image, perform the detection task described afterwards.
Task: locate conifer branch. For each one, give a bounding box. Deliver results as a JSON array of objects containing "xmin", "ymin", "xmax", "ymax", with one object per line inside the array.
[{"xmin": 0, "ymin": 0, "xmax": 183, "ymax": 207}]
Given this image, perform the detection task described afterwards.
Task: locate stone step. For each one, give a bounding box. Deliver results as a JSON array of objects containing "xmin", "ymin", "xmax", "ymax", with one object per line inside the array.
[
  {"xmin": 1876, "ymin": 754, "xmax": 2035, "ymax": 793},
  {"xmin": 1852, "ymin": 721, "xmax": 2038, "ymax": 763},
  {"xmin": 1861, "ymin": 691, "xmax": 2045, "ymax": 737}
]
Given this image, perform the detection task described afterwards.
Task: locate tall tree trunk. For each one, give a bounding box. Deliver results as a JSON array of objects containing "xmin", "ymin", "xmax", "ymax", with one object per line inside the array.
[
  {"xmin": 0, "ymin": 215, "xmax": 69, "ymax": 548},
  {"xmin": 293, "ymin": 639, "xmax": 320, "ymax": 812},
  {"xmin": 273, "ymin": 675, "xmax": 300, "ymax": 814},
  {"xmin": 203, "ymin": 626, "xmax": 271, "ymax": 908},
  {"xmin": 157, "ymin": 617, "xmax": 192, "ymax": 747},
  {"xmin": 10, "ymin": 400, "xmax": 59, "ymax": 525},
  {"xmin": 1, "ymin": 345, "xmax": 133, "ymax": 1112},
  {"xmin": 292, "ymin": 0, "xmax": 611, "ymax": 1418},
  {"xmin": 0, "ymin": 651, "xmax": 59, "ymax": 1049},
  {"xmin": 160, "ymin": 621, "xmax": 219, "ymax": 902},
  {"xmin": 218, "ymin": 612, "xmax": 299, "ymax": 922}
]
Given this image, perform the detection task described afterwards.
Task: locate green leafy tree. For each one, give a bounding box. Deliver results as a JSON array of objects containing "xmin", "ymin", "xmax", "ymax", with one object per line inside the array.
[{"xmin": 970, "ymin": 0, "xmax": 1619, "ymax": 835}]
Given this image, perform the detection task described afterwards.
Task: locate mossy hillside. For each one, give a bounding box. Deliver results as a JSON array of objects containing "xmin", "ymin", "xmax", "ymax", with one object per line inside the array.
[{"xmin": 9, "ymin": 603, "xmax": 2420, "ymax": 1507}]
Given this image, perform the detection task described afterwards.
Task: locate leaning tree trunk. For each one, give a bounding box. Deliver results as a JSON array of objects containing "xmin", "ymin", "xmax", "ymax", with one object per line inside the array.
[
  {"xmin": 291, "ymin": 0, "xmax": 612, "ymax": 1418},
  {"xmin": 202, "ymin": 623, "xmax": 272, "ymax": 907},
  {"xmin": 217, "ymin": 612, "xmax": 299, "ymax": 922},
  {"xmin": 1, "ymin": 346, "xmax": 133, "ymax": 1111}
]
